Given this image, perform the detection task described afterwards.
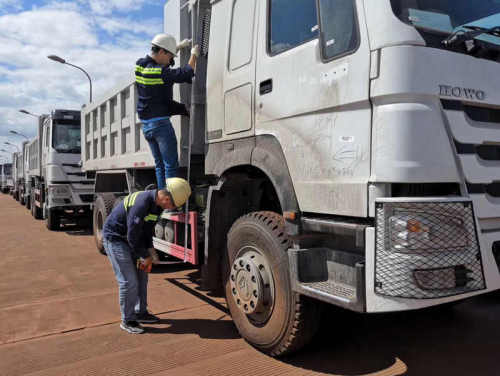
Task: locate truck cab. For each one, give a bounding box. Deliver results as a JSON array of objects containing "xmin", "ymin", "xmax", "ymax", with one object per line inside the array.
[
  {"xmin": 30, "ymin": 110, "xmax": 94, "ymax": 229},
  {"xmin": 0, "ymin": 163, "xmax": 13, "ymax": 194}
]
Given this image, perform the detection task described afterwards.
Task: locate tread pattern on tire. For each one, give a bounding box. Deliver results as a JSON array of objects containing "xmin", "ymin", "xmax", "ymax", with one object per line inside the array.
[
  {"xmin": 94, "ymin": 193, "xmax": 117, "ymax": 254},
  {"xmin": 229, "ymin": 211, "xmax": 321, "ymax": 357}
]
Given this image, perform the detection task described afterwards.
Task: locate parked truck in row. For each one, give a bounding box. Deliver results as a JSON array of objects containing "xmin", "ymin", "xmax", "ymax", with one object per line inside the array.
[
  {"xmin": 82, "ymin": 0, "xmax": 500, "ymax": 356},
  {"xmin": 12, "ymin": 143, "xmax": 28, "ymax": 205},
  {"xmin": 26, "ymin": 110, "xmax": 94, "ymax": 230},
  {"xmin": 0, "ymin": 163, "xmax": 13, "ymax": 194}
]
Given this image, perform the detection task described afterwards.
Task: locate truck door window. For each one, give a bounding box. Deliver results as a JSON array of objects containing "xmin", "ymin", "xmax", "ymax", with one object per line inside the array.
[
  {"xmin": 268, "ymin": 0, "xmax": 318, "ymax": 55},
  {"xmin": 317, "ymin": 0, "xmax": 359, "ymax": 61}
]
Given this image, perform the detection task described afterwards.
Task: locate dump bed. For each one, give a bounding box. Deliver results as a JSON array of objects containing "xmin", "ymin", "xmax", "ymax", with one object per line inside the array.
[{"xmin": 82, "ymin": 0, "xmax": 208, "ymax": 173}]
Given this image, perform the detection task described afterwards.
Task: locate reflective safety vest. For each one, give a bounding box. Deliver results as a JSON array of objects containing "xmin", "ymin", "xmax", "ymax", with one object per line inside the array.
[{"xmin": 123, "ymin": 191, "xmax": 159, "ymax": 222}]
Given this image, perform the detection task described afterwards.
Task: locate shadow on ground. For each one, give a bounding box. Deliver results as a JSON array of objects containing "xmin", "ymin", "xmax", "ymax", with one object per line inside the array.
[
  {"xmin": 283, "ymin": 292, "xmax": 500, "ymax": 376},
  {"xmin": 145, "ymin": 316, "xmax": 239, "ymax": 339}
]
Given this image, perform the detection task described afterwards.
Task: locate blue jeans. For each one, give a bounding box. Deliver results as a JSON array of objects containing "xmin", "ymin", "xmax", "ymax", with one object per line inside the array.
[
  {"xmin": 103, "ymin": 238, "xmax": 148, "ymax": 322},
  {"xmin": 142, "ymin": 118, "xmax": 178, "ymax": 190}
]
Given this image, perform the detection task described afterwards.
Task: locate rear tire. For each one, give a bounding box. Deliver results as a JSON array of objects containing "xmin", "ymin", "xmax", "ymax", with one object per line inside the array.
[
  {"xmin": 31, "ymin": 195, "xmax": 42, "ymax": 219},
  {"xmin": 46, "ymin": 208, "xmax": 60, "ymax": 231},
  {"xmin": 25, "ymin": 195, "xmax": 31, "ymax": 210},
  {"xmin": 225, "ymin": 211, "xmax": 321, "ymax": 357},
  {"xmin": 93, "ymin": 193, "xmax": 117, "ymax": 255}
]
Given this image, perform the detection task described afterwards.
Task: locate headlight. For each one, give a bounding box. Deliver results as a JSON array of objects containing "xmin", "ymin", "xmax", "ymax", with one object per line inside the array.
[
  {"xmin": 389, "ymin": 211, "xmax": 468, "ymax": 254},
  {"xmin": 49, "ymin": 185, "xmax": 71, "ymax": 197}
]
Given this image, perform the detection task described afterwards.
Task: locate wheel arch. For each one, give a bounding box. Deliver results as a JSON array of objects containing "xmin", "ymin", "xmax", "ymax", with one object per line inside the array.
[{"xmin": 202, "ymin": 135, "xmax": 300, "ymax": 291}]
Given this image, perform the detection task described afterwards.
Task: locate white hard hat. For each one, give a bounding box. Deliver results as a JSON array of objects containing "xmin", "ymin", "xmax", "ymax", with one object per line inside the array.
[{"xmin": 151, "ymin": 33, "xmax": 178, "ymax": 57}]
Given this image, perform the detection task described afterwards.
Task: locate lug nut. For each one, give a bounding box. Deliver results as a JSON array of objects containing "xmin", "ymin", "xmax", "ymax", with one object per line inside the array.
[
  {"xmin": 253, "ymin": 290, "xmax": 258, "ymax": 297},
  {"xmin": 251, "ymin": 276, "xmax": 256, "ymax": 283},
  {"xmin": 232, "ymin": 288, "xmax": 236, "ymax": 295},
  {"xmin": 250, "ymin": 301, "xmax": 255, "ymax": 308},
  {"xmin": 246, "ymin": 264, "xmax": 251, "ymax": 272},
  {"xmin": 237, "ymin": 299, "xmax": 241, "ymax": 305}
]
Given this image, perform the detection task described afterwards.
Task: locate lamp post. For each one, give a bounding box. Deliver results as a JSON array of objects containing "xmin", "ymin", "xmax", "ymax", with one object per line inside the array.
[
  {"xmin": 9, "ymin": 130, "xmax": 29, "ymax": 140},
  {"xmin": 48, "ymin": 55, "xmax": 92, "ymax": 103},
  {"xmin": 19, "ymin": 109, "xmax": 40, "ymax": 118},
  {"xmin": 4, "ymin": 142, "xmax": 20, "ymax": 152}
]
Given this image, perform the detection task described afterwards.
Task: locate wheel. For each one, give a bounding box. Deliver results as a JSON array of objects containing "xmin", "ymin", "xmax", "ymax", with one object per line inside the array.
[
  {"xmin": 46, "ymin": 208, "xmax": 60, "ymax": 231},
  {"xmin": 20, "ymin": 194, "xmax": 25, "ymax": 205},
  {"xmin": 93, "ymin": 193, "xmax": 116, "ymax": 255},
  {"xmin": 225, "ymin": 211, "xmax": 321, "ymax": 357},
  {"xmin": 25, "ymin": 195, "xmax": 31, "ymax": 210},
  {"xmin": 31, "ymin": 195, "xmax": 43, "ymax": 219},
  {"xmin": 14, "ymin": 191, "xmax": 19, "ymax": 201}
]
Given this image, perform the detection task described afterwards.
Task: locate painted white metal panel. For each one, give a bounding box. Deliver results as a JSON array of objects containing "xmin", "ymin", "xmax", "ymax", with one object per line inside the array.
[
  {"xmin": 224, "ymin": 84, "xmax": 252, "ymax": 134},
  {"xmin": 254, "ymin": 0, "xmax": 372, "ymax": 217},
  {"xmin": 459, "ymin": 155, "xmax": 500, "ymax": 185},
  {"xmin": 228, "ymin": 0, "xmax": 255, "ymax": 71},
  {"xmin": 445, "ymin": 109, "xmax": 500, "ymax": 145},
  {"xmin": 206, "ymin": 0, "xmax": 229, "ymax": 140},
  {"xmin": 363, "ymin": 0, "xmax": 425, "ymax": 51},
  {"xmin": 222, "ymin": 0, "xmax": 257, "ymax": 138},
  {"xmin": 371, "ymin": 100, "xmax": 460, "ymax": 183}
]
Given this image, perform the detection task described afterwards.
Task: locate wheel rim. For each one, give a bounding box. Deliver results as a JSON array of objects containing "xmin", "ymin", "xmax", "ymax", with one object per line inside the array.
[{"xmin": 230, "ymin": 246, "xmax": 275, "ymax": 325}]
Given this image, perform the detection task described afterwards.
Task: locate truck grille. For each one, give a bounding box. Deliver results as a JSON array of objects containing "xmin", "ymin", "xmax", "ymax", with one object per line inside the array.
[
  {"xmin": 442, "ymin": 99, "xmax": 500, "ymax": 255},
  {"xmin": 375, "ymin": 200, "xmax": 485, "ymax": 299},
  {"xmin": 79, "ymin": 194, "xmax": 94, "ymax": 203}
]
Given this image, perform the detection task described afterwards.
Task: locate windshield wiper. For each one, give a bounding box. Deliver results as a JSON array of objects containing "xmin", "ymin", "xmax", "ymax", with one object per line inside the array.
[{"xmin": 442, "ymin": 25, "xmax": 500, "ymax": 48}]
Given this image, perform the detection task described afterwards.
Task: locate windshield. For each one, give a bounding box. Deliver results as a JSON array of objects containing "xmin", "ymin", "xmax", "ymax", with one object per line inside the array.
[
  {"xmin": 3, "ymin": 164, "xmax": 12, "ymax": 175},
  {"xmin": 391, "ymin": 0, "xmax": 500, "ymax": 33},
  {"xmin": 52, "ymin": 122, "xmax": 81, "ymax": 154}
]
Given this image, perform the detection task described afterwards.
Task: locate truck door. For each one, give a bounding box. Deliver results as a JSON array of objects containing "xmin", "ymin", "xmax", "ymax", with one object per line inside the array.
[
  {"xmin": 255, "ymin": 0, "xmax": 372, "ymax": 217},
  {"xmin": 222, "ymin": 0, "xmax": 258, "ymax": 138}
]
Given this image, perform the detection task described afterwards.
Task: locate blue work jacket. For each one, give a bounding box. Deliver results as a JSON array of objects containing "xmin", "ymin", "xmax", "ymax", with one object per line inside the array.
[
  {"xmin": 135, "ymin": 55, "xmax": 194, "ymax": 120},
  {"xmin": 102, "ymin": 190, "xmax": 162, "ymax": 258}
]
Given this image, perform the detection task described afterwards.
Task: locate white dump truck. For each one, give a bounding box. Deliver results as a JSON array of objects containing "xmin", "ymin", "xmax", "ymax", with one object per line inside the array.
[
  {"xmin": 82, "ymin": 0, "xmax": 500, "ymax": 356},
  {"xmin": 0, "ymin": 163, "xmax": 13, "ymax": 194},
  {"xmin": 12, "ymin": 142, "xmax": 28, "ymax": 205},
  {"xmin": 26, "ymin": 110, "xmax": 94, "ymax": 230}
]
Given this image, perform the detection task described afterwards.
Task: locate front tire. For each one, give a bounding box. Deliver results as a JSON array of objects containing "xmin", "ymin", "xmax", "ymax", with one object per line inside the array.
[
  {"xmin": 46, "ymin": 208, "xmax": 60, "ymax": 231},
  {"xmin": 225, "ymin": 211, "xmax": 321, "ymax": 357}
]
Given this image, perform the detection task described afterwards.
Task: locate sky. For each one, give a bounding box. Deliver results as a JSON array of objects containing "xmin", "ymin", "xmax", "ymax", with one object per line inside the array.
[{"xmin": 0, "ymin": 0, "xmax": 166, "ymax": 161}]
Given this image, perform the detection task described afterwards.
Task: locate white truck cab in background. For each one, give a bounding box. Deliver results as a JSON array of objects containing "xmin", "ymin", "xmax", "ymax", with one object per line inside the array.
[
  {"xmin": 0, "ymin": 163, "xmax": 13, "ymax": 194},
  {"xmin": 83, "ymin": 0, "xmax": 500, "ymax": 356},
  {"xmin": 26, "ymin": 110, "xmax": 94, "ymax": 230}
]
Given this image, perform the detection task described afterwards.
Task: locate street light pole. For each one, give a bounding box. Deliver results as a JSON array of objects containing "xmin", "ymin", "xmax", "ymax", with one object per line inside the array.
[
  {"xmin": 19, "ymin": 109, "xmax": 40, "ymax": 118},
  {"xmin": 9, "ymin": 130, "xmax": 29, "ymax": 140},
  {"xmin": 47, "ymin": 55, "xmax": 93, "ymax": 103},
  {"xmin": 4, "ymin": 142, "xmax": 20, "ymax": 152}
]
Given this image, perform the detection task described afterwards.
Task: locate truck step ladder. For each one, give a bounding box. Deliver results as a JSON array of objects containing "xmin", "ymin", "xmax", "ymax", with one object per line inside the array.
[{"xmin": 152, "ymin": 211, "xmax": 199, "ymax": 265}]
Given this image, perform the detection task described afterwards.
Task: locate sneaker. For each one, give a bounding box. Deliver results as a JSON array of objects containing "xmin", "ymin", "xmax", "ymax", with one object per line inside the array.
[
  {"xmin": 120, "ymin": 320, "xmax": 145, "ymax": 334},
  {"xmin": 136, "ymin": 311, "xmax": 160, "ymax": 323}
]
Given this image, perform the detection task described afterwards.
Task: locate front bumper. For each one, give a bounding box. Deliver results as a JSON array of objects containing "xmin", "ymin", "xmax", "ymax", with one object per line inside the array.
[{"xmin": 289, "ymin": 198, "xmax": 498, "ymax": 313}]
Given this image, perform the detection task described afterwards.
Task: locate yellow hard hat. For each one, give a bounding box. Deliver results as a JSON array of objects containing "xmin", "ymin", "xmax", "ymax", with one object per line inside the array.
[{"xmin": 165, "ymin": 178, "xmax": 191, "ymax": 207}]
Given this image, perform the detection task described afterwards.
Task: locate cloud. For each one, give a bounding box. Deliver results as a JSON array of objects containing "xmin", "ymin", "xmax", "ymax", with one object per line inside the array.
[
  {"xmin": 0, "ymin": 0, "xmax": 162, "ymax": 147},
  {"xmin": 87, "ymin": 0, "xmax": 157, "ymax": 16}
]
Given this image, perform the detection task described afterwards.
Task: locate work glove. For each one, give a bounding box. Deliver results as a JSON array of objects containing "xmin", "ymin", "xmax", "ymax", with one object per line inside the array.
[
  {"xmin": 191, "ymin": 44, "xmax": 200, "ymax": 58},
  {"xmin": 176, "ymin": 38, "xmax": 192, "ymax": 51}
]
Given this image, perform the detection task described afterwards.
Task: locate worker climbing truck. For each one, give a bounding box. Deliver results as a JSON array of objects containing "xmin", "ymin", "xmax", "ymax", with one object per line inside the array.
[
  {"xmin": 26, "ymin": 110, "xmax": 94, "ymax": 230},
  {"xmin": 83, "ymin": 0, "xmax": 500, "ymax": 356}
]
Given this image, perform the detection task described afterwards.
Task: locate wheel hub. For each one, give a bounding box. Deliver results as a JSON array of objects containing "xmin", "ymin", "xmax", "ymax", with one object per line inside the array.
[{"xmin": 230, "ymin": 249, "xmax": 274, "ymax": 321}]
